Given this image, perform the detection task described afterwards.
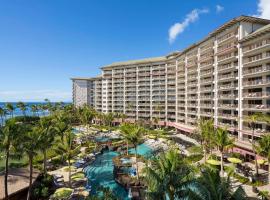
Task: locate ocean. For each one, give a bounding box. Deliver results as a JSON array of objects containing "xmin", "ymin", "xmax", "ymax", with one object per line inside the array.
[{"xmin": 0, "ymin": 102, "xmax": 71, "ymax": 119}]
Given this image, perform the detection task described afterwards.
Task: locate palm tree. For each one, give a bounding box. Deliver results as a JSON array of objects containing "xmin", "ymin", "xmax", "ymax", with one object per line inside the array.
[
  {"xmin": 36, "ymin": 117, "xmax": 56, "ymax": 174},
  {"xmin": 54, "ymin": 111, "xmax": 70, "ymax": 143},
  {"xmin": 0, "ymin": 106, "xmax": 7, "ymax": 126},
  {"xmin": 5, "ymin": 103, "xmax": 15, "ymax": 118},
  {"xmin": 214, "ymin": 127, "xmax": 234, "ymax": 177},
  {"xmin": 21, "ymin": 128, "xmax": 41, "ymax": 200},
  {"xmin": 55, "ymin": 131, "xmax": 80, "ymax": 186},
  {"xmin": 17, "ymin": 101, "xmax": 27, "ymax": 117},
  {"xmin": 144, "ymin": 149, "xmax": 193, "ymax": 200},
  {"xmin": 186, "ymin": 167, "xmax": 247, "ymax": 200},
  {"xmin": 197, "ymin": 119, "xmax": 215, "ymax": 163},
  {"xmin": 119, "ymin": 113, "xmax": 127, "ymax": 124},
  {"xmin": 44, "ymin": 98, "xmax": 53, "ymax": 114},
  {"xmin": 0, "ymin": 119, "xmax": 22, "ymax": 199},
  {"xmin": 256, "ymin": 134, "xmax": 270, "ymax": 185},
  {"xmin": 31, "ymin": 104, "xmax": 39, "ymax": 116},
  {"xmin": 104, "ymin": 112, "xmax": 115, "ymax": 127},
  {"xmin": 153, "ymin": 117, "xmax": 159, "ymax": 129},
  {"xmin": 80, "ymin": 105, "xmax": 95, "ymax": 132},
  {"xmin": 120, "ymin": 123, "xmax": 132, "ymax": 155},
  {"xmin": 244, "ymin": 113, "xmax": 265, "ymax": 177},
  {"xmin": 154, "ymin": 104, "xmax": 162, "ymax": 128},
  {"xmin": 258, "ymin": 190, "xmax": 269, "ymax": 200},
  {"xmin": 123, "ymin": 124, "xmax": 143, "ymax": 180}
]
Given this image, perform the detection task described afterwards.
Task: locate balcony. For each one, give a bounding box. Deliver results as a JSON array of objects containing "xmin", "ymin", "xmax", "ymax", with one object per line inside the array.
[
  {"xmin": 217, "ymin": 52, "xmax": 238, "ymax": 64},
  {"xmin": 200, "ymin": 70, "xmax": 213, "ymax": 77},
  {"xmin": 218, "ymin": 104, "xmax": 238, "ymax": 109},
  {"xmin": 217, "ymin": 30, "xmax": 238, "ymax": 44},
  {"xmin": 243, "ymin": 65, "xmax": 270, "ymax": 76},
  {"xmin": 243, "ymin": 39, "xmax": 270, "ymax": 54},
  {"xmin": 201, "ymin": 86, "xmax": 212, "ymax": 92},
  {"xmin": 243, "ymin": 92, "xmax": 270, "ymax": 99},
  {"xmin": 200, "ymin": 78, "xmax": 213, "ymax": 85},
  {"xmin": 218, "ymin": 84, "xmax": 237, "ymax": 90},
  {"xmin": 218, "ymin": 73, "xmax": 238, "ymax": 81},
  {"xmin": 187, "ymin": 82, "xmax": 197, "ymax": 87},
  {"xmin": 218, "ymin": 94, "xmax": 237, "ymax": 99},
  {"xmin": 217, "ymin": 45, "xmax": 237, "ymax": 56},
  {"xmin": 244, "ymin": 52, "xmax": 270, "ymax": 66},
  {"xmin": 200, "ymin": 111, "xmax": 213, "ymax": 116},
  {"xmin": 200, "ymin": 104, "xmax": 212, "ymax": 108},
  {"xmin": 138, "ymin": 72, "xmax": 150, "ymax": 77},
  {"xmin": 200, "ymin": 62, "xmax": 214, "ymax": 69},
  {"xmin": 243, "ymin": 104, "xmax": 270, "ymax": 111},
  {"xmin": 218, "ymin": 63, "xmax": 238, "ymax": 72},
  {"xmin": 200, "ymin": 95, "xmax": 212, "ymax": 99},
  {"xmin": 243, "ymin": 79, "xmax": 270, "ymax": 87}
]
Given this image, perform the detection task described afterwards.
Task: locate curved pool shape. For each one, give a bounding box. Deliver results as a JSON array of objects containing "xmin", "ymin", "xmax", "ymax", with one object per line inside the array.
[{"xmin": 84, "ymin": 143, "xmax": 152, "ymax": 199}]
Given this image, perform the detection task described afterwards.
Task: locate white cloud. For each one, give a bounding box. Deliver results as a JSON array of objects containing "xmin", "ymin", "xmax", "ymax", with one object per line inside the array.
[
  {"xmin": 168, "ymin": 8, "xmax": 209, "ymax": 44},
  {"xmin": 216, "ymin": 5, "xmax": 224, "ymax": 13},
  {"xmin": 255, "ymin": 0, "xmax": 270, "ymax": 19},
  {"xmin": 0, "ymin": 90, "xmax": 71, "ymax": 102}
]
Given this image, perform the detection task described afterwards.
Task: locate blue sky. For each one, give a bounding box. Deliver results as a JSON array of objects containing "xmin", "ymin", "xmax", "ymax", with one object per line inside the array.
[{"xmin": 0, "ymin": 0, "xmax": 269, "ymax": 102}]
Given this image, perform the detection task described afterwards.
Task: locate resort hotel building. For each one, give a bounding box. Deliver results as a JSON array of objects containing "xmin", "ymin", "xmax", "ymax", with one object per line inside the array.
[{"xmin": 71, "ymin": 16, "xmax": 270, "ymax": 159}]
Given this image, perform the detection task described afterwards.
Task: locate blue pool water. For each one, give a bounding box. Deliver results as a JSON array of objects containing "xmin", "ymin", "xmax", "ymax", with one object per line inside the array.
[{"xmin": 84, "ymin": 143, "xmax": 153, "ymax": 199}]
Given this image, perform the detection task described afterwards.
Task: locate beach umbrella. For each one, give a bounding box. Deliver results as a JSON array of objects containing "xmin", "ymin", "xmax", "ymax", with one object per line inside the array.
[
  {"xmin": 68, "ymin": 159, "xmax": 75, "ymax": 164},
  {"xmin": 206, "ymin": 159, "xmax": 221, "ymax": 165},
  {"xmin": 61, "ymin": 166, "xmax": 76, "ymax": 172},
  {"xmin": 53, "ymin": 188, "xmax": 73, "ymax": 199},
  {"xmin": 257, "ymin": 159, "xmax": 267, "ymax": 165},
  {"xmin": 71, "ymin": 172, "xmax": 86, "ymax": 181},
  {"xmin": 228, "ymin": 157, "xmax": 242, "ymax": 164}
]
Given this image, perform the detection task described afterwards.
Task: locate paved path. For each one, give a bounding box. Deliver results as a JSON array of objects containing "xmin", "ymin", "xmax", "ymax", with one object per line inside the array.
[
  {"xmin": 171, "ymin": 132, "xmax": 200, "ymax": 145},
  {"xmin": 0, "ymin": 168, "xmax": 39, "ymax": 199}
]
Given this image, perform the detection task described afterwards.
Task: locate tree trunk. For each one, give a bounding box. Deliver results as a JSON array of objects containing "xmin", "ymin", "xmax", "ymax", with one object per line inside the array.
[
  {"xmin": 135, "ymin": 147, "xmax": 139, "ymax": 180},
  {"xmin": 43, "ymin": 150, "xmax": 47, "ymax": 174},
  {"xmin": 268, "ymin": 159, "xmax": 270, "ymax": 186},
  {"xmin": 4, "ymin": 150, "xmax": 9, "ymax": 199},
  {"xmin": 203, "ymin": 144, "xmax": 207, "ymax": 163},
  {"xmin": 126, "ymin": 141, "xmax": 129, "ymax": 155},
  {"xmin": 252, "ymin": 127, "xmax": 259, "ymax": 177},
  {"xmin": 68, "ymin": 159, "xmax": 71, "ymax": 187},
  {"xmin": 220, "ymin": 151, "xmax": 224, "ymax": 177},
  {"xmin": 27, "ymin": 156, "xmax": 33, "ymax": 200},
  {"xmin": 168, "ymin": 188, "xmax": 174, "ymax": 200}
]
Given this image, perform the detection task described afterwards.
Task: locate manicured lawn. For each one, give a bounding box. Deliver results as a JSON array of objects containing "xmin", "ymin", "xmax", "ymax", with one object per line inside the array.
[{"xmin": 0, "ymin": 154, "xmax": 29, "ymax": 172}]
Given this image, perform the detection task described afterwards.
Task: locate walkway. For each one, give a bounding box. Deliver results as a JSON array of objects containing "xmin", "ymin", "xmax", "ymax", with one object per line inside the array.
[
  {"xmin": 171, "ymin": 132, "xmax": 200, "ymax": 146},
  {"xmin": 0, "ymin": 168, "xmax": 39, "ymax": 199}
]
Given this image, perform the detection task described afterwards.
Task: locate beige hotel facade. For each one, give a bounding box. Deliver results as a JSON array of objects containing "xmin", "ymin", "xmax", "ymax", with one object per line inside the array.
[{"xmin": 72, "ymin": 16, "xmax": 270, "ymax": 158}]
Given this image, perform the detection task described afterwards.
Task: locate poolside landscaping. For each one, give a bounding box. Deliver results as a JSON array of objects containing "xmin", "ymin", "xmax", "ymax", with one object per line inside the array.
[{"xmin": 0, "ymin": 102, "xmax": 270, "ymax": 200}]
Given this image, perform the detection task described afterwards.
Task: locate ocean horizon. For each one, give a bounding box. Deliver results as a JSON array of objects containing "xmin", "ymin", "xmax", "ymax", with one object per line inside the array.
[{"xmin": 0, "ymin": 102, "xmax": 71, "ymax": 119}]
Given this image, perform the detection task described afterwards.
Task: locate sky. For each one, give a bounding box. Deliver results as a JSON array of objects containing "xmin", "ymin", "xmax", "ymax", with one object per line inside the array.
[{"xmin": 0, "ymin": 0, "xmax": 269, "ymax": 102}]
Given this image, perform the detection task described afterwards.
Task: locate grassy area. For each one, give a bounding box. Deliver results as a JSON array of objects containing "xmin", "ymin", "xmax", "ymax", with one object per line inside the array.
[{"xmin": 0, "ymin": 154, "xmax": 29, "ymax": 172}]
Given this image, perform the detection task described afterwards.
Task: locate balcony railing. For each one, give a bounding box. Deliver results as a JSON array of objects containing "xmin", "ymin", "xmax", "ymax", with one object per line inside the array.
[
  {"xmin": 218, "ymin": 94, "xmax": 237, "ymax": 99},
  {"xmin": 218, "ymin": 84, "xmax": 237, "ymax": 90},
  {"xmin": 243, "ymin": 39, "xmax": 270, "ymax": 53},
  {"xmin": 218, "ymin": 104, "xmax": 238, "ymax": 108},
  {"xmin": 243, "ymin": 65, "xmax": 270, "ymax": 75},
  {"xmin": 243, "ymin": 104, "xmax": 270, "ymax": 110},
  {"xmin": 244, "ymin": 52, "xmax": 270, "ymax": 64},
  {"xmin": 219, "ymin": 73, "xmax": 238, "ymax": 81},
  {"xmin": 201, "ymin": 95, "xmax": 212, "ymax": 99},
  {"xmin": 243, "ymin": 79, "xmax": 270, "ymax": 87},
  {"xmin": 243, "ymin": 92, "xmax": 270, "ymax": 98}
]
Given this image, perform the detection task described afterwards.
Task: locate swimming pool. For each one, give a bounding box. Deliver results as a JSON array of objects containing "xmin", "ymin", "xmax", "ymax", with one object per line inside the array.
[{"xmin": 84, "ymin": 143, "xmax": 152, "ymax": 199}]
